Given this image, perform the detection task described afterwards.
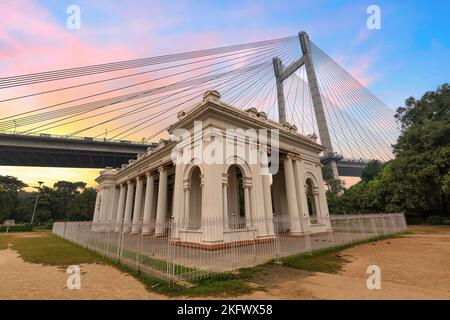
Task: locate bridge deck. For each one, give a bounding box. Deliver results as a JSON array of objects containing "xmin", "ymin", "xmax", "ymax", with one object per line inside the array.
[{"xmin": 0, "ymin": 133, "xmax": 366, "ymax": 176}]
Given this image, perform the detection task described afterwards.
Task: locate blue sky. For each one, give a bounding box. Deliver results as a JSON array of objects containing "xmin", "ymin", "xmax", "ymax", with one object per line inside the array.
[
  {"xmin": 2, "ymin": 0, "xmax": 449, "ymax": 109},
  {"xmin": 29, "ymin": 0, "xmax": 449, "ymax": 109}
]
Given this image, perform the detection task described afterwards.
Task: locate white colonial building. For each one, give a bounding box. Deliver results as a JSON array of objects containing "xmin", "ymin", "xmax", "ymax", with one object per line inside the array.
[{"xmin": 93, "ymin": 90, "xmax": 331, "ymax": 247}]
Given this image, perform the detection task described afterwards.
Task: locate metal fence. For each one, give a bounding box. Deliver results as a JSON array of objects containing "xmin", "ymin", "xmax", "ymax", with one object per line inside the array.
[{"xmin": 52, "ymin": 213, "xmax": 407, "ymax": 285}]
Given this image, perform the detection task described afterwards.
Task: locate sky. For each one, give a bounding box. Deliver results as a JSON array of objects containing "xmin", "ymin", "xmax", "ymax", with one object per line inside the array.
[{"xmin": 0, "ymin": 0, "xmax": 449, "ymax": 189}]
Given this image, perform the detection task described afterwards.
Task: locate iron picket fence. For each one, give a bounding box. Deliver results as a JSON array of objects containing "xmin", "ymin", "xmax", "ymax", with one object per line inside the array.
[{"xmin": 52, "ymin": 213, "xmax": 407, "ymax": 285}]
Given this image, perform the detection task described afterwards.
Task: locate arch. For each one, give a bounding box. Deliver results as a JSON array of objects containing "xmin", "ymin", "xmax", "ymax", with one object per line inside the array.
[
  {"xmin": 185, "ymin": 165, "xmax": 202, "ymax": 229},
  {"xmin": 222, "ymin": 155, "xmax": 252, "ymax": 178},
  {"xmin": 226, "ymin": 164, "xmax": 250, "ymax": 229},
  {"xmin": 183, "ymin": 158, "xmax": 204, "ymax": 181},
  {"xmin": 305, "ymin": 176, "xmax": 319, "ymax": 224},
  {"xmin": 304, "ymin": 171, "xmax": 319, "ymax": 186}
]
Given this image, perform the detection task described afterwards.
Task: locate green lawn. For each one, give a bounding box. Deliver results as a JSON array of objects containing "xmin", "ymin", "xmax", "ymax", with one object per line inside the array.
[
  {"xmin": 0, "ymin": 231, "xmax": 406, "ymax": 297},
  {"xmin": 0, "ymin": 232, "xmax": 108, "ymax": 268},
  {"xmin": 0, "ymin": 232, "xmax": 254, "ymax": 297}
]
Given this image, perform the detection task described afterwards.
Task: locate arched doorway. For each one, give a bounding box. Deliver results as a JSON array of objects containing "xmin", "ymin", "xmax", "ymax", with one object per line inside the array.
[
  {"xmin": 187, "ymin": 166, "xmax": 202, "ymax": 229},
  {"xmin": 306, "ymin": 178, "xmax": 318, "ymax": 224},
  {"xmin": 227, "ymin": 164, "xmax": 247, "ymax": 229}
]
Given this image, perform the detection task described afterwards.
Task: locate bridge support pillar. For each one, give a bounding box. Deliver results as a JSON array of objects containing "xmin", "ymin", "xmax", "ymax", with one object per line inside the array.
[
  {"xmin": 273, "ymin": 57, "xmax": 287, "ymax": 124},
  {"xmin": 272, "ymin": 31, "xmax": 340, "ymax": 179}
]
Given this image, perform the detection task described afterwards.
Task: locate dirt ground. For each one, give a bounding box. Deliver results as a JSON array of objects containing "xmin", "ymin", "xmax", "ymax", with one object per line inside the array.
[
  {"xmin": 242, "ymin": 225, "xmax": 450, "ymax": 300},
  {"xmin": 0, "ymin": 248, "xmax": 165, "ymax": 300},
  {"xmin": 1, "ymin": 225, "xmax": 449, "ymax": 299}
]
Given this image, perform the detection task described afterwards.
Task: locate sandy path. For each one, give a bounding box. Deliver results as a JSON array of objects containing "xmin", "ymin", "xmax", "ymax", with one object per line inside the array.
[
  {"xmin": 241, "ymin": 229, "xmax": 450, "ymax": 300},
  {"xmin": 0, "ymin": 248, "xmax": 165, "ymax": 300}
]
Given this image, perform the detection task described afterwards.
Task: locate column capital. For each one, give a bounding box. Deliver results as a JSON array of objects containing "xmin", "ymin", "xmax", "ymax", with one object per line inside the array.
[
  {"xmin": 158, "ymin": 166, "xmax": 167, "ymax": 173},
  {"xmin": 183, "ymin": 179, "xmax": 192, "ymax": 190},
  {"xmin": 127, "ymin": 179, "xmax": 133, "ymax": 185},
  {"xmin": 242, "ymin": 177, "xmax": 253, "ymax": 189},
  {"xmin": 222, "ymin": 173, "xmax": 229, "ymax": 185},
  {"xmin": 135, "ymin": 175, "xmax": 143, "ymax": 182},
  {"xmin": 200, "ymin": 175, "xmax": 205, "ymax": 188},
  {"xmin": 285, "ymin": 153, "xmax": 298, "ymax": 161}
]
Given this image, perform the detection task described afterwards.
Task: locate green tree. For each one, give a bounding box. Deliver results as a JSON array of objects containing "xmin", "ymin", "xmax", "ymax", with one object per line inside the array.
[
  {"xmin": 66, "ymin": 187, "xmax": 97, "ymax": 221},
  {"xmin": 0, "ymin": 176, "xmax": 28, "ymax": 222},
  {"xmin": 52, "ymin": 181, "xmax": 87, "ymax": 221},
  {"xmin": 329, "ymin": 84, "xmax": 449, "ymax": 217},
  {"xmin": 387, "ymin": 84, "xmax": 450, "ymax": 216},
  {"xmin": 361, "ymin": 160, "xmax": 383, "ymax": 182}
]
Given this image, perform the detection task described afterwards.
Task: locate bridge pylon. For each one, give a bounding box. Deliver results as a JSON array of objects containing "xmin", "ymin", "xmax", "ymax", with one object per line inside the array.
[{"xmin": 272, "ymin": 31, "xmax": 339, "ymax": 178}]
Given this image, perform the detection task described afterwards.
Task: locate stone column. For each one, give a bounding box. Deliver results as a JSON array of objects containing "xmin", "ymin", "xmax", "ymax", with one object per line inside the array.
[
  {"xmin": 131, "ymin": 176, "xmax": 144, "ymax": 233},
  {"xmin": 283, "ymin": 157, "xmax": 301, "ymax": 233},
  {"xmin": 93, "ymin": 192, "xmax": 101, "ymax": 223},
  {"xmin": 142, "ymin": 173, "xmax": 155, "ymax": 234},
  {"xmin": 155, "ymin": 167, "xmax": 168, "ymax": 235},
  {"xmin": 313, "ymin": 190, "xmax": 321, "ymax": 223},
  {"xmin": 98, "ymin": 188, "xmax": 109, "ymax": 223},
  {"xmin": 114, "ymin": 184, "xmax": 127, "ymax": 232},
  {"xmin": 222, "ymin": 174, "xmax": 228, "ymax": 229},
  {"xmin": 108, "ymin": 187, "xmax": 120, "ymax": 229},
  {"xmin": 183, "ymin": 180, "xmax": 191, "ymax": 229},
  {"xmin": 262, "ymin": 174, "xmax": 274, "ymax": 235},
  {"xmin": 243, "ymin": 184, "xmax": 252, "ymax": 227},
  {"xmin": 294, "ymin": 159, "xmax": 310, "ymax": 233},
  {"xmin": 123, "ymin": 180, "xmax": 135, "ymax": 233}
]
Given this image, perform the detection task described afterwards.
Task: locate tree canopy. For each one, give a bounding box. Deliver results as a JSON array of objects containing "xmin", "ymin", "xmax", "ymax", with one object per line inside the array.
[
  {"xmin": 328, "ymin": 84, "xmax": 450, "ymax": 217},
  {"xmin": 0, "ymin": 177, "xmax": 96, "ymax": 224}
]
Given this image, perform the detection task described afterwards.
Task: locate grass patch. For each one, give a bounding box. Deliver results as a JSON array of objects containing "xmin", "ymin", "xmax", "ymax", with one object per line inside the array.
[
  {"xmin": 142, "ymin": 272, "xmax": 254, "ymax": 297},
  {"xmin": 0, "ymin": 233, "xmax": 108, "ymax": 268},
  {"xmin": 0, "ymin": 231, "xmax": 406, "ymax": 297},
  {"xmin": 281, "ymin": 247, "xmax": 346, "ymax": 273},
  {"xmin": 0, "ymin": 232, "xmax": 254, "ymax": 297},
  {"xmin": 0, "ymin": 224, "xmax": 33, "ymax": 232}
]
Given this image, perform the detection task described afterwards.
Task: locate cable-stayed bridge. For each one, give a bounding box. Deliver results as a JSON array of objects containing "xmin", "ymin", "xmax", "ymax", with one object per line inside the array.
[{"xmin": 0, "ymin": 32, "xmax": 399, "ymax": 177}]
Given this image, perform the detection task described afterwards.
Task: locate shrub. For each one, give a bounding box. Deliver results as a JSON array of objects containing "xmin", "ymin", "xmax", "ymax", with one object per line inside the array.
[
  {"xmin": 425, "ymin": 215, "xmax": 443, "ymax": 225},
  {"xmin": 405, "ymin": 215, "xmax": 424, "ymax": 225},
  {"xmin": 0, "ymin": 224, "xmax": 33, "ymax": 232}
]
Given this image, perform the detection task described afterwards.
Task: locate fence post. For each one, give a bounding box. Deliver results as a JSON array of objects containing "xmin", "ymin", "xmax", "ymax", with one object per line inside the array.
[
  {"xmin": 165, "ymin": 217, "xmax": 174, "ymax": 286},
  {"xmin": 118, "ymin": 218, "xmax": 124, "ymax": 262},
  {"xmin": 104, "ymin": 221, "xmax": 111, "ymax": 257},
  {"xmin": 94, "ymin": 227, "xmax": 100, "ymax": 253},
  {"xmin": 370, "ymin": 213, "xmax": 377, "ymax": 236},
  {"xmin": 388, "ymin": 214, "xmax": 395, "ymax": 234},
  {"xmin": 75, "ymin": 221, "xmax": 80, "ymax": 244},
  {"xmin": 344, "ymin": 213, "xmax": 353, "ymax": 244},
  {"xmin": 401, "ymin": 213, "xmax": 407, "ymax": 231},
  {"xmin": 136, "ymin": 218, "xmax": 143, "ymax": 273},
  {"xmin": 85, "ymin": 222, "xmax": 90, "ymax": 248},
  {"xmin": 328, "ymin": 216, "xmax": 335, "ymax": 248},
  {"xmin": 62, "ymin": 221, "xmax": 67, "ymax": 239},
  {"xmin": 381, "ymin": 214, "xmax": 387, "ymax": 235},
  {"xmin": 358, "ymin": 214, "xmax": 366, "ymax": 240},
  {"xmin": 273, "ymin": 215, "xmax": 281, "ymax": 264}
]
